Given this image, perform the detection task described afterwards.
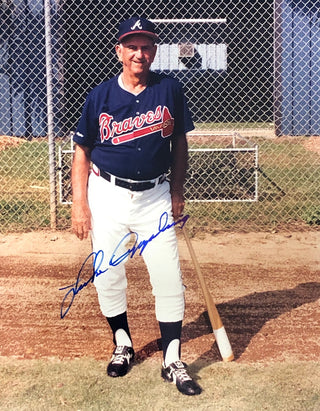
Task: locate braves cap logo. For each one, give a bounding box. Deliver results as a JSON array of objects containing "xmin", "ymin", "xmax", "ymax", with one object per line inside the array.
[
  {"xmin": 131, "ymin": 20, "xmax": 142, "ymax": 31},
  {"xmin": 117, "ymin": 16, "xmax": 159, "ymax": 42}
]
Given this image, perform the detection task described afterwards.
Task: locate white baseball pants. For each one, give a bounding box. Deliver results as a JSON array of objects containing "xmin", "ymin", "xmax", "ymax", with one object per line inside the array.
[{"xmin": 87, "ymin": 171, "xmax": 185, "ymax": 322}]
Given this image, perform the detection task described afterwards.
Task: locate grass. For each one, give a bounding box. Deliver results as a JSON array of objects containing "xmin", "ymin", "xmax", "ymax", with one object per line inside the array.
[
  {"xmin": 1, "ymin": 140, "xmax": 49, "ymax": 182},
  {"xmin": 0, "ymin": 357, "xmax": 319, "ymax": 410},
  {"xmin": 185, "ymin": 136, "xmax": 320, "ymax": 231},
  {"xmin": 0, "ymin": 140, "xmax": 51, "ymax": 231},
  {"xmin": 0, "ymin": 135, "xmax": 319, "ymax": 232}
]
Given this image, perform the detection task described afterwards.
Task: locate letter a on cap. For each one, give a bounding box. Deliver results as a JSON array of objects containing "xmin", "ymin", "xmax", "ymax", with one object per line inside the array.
[{"xmin": 131, "ymin": 20, "xmax": 142, "ymax": 30}]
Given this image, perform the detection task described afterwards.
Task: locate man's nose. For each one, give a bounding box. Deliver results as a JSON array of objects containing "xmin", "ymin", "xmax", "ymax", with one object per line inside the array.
[{"xmin": 135, "ymin": 48, "xmax": 144, "ymax": 58}]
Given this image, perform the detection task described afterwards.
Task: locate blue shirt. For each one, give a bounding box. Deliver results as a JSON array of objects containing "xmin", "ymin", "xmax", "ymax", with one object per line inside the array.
[{"xmin": 73, "ymin": 72, "xmax": 194, "ymax": 180}]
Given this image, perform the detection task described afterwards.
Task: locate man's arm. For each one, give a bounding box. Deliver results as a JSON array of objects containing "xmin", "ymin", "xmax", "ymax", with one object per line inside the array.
[
  {"xmin": 170, "ymin": 133, "xmax": 188, "ymax": 220},
  {"xmin": 71, "ymin": 144, "xmax": 92, "ymax": 240}
]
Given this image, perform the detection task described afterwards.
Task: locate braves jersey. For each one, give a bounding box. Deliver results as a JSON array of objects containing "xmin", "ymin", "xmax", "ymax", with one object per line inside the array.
[{"xmin": 73, "ymin": 72, "xmax": 194, "ymax": 180}]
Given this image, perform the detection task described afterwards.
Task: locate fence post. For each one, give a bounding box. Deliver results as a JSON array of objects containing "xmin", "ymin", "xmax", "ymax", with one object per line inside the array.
[{"xmin": 44, "ymin": 0, "xmax": 57, "ymax": 230}]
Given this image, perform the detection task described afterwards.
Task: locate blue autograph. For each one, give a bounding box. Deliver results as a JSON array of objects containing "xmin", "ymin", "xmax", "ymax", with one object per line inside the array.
[
  {"xmin": 59, "ymin": 250, "xmax": 107, "ymax": 319},
  {"xmin": 110, "ymin": 212, "xmax": 189, "ymax": 266},
  {"xmin": 59, "ymin": 212, "xmax": 189, "ymax": 319}
]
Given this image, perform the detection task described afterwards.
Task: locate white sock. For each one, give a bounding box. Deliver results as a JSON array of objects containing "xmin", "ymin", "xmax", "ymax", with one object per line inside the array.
[
  {"xmin": 164, "ymin": 339, "xmax": 180, "ymax": 366},
  {"xmin": 115, "ymin": 329, "xmax": 132, "ymax": 347}
]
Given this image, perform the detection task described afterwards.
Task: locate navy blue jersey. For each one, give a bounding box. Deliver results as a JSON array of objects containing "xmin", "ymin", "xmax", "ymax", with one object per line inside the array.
[{"xmin": 73, "ymin": 72, "xmax": 194, "ymax": 180}]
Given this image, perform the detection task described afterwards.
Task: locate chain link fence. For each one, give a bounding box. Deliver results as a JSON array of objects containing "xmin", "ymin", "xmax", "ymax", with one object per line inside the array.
[{"xmin": 1, "ymin": 0, "xmax": 319, "ymax": 233}]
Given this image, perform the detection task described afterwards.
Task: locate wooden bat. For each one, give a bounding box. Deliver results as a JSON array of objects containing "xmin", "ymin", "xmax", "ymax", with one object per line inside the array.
[{"xmin": 182, "ymin": 226, "xmax": 234, "ymax": 362}]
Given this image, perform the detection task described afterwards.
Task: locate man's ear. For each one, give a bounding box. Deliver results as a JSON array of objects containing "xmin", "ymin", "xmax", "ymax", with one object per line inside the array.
[
  {"xmin": 115, "ymin": 44, "xmax": 122, "ymax": 62},
  {"xmin": 150, "ymin": 44, "xmax": 157, "ymax": 63}
]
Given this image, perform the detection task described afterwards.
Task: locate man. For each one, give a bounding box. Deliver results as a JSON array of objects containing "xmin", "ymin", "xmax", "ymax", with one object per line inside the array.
[{"xmin": 71, "ymin": 16, "xmax": 201, "ymax": 396}]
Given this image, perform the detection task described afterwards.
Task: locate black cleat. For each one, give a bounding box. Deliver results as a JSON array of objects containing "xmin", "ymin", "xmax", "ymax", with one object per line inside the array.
[
  {"xmin": 161, "ymin": 360, "xmax": 202, "ymax": 396},
  {"xmin": 107, "ymin": 346, "xmax": 135, "ymax": 377}
]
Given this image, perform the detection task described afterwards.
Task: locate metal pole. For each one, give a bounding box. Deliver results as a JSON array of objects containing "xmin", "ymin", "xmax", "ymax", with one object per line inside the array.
[{"xmin": 44, "ymin": 0, "xmax": 57, "ymax": 230}]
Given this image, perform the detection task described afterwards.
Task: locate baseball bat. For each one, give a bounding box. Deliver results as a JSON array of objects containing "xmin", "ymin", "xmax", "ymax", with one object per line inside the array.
[{"xmin": 182, "ymin": 226, "xmax": 234, "ymax": 362}]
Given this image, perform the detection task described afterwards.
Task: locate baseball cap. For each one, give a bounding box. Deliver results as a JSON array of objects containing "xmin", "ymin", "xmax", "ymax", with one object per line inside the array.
[{"xmin": 117, "ymin": 17, "xmax": 159, "ymax": 43}]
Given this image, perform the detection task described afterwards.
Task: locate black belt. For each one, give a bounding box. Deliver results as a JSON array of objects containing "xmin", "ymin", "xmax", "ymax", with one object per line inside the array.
[{"xmin": 98, "ymin": 169, "xmax": 166, "ymax": 192}]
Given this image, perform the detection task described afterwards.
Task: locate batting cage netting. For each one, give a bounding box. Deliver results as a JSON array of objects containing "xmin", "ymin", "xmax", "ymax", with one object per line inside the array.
[{"xmin": 0, "ymin": 0, "xmax": 319, "ymax": 232}]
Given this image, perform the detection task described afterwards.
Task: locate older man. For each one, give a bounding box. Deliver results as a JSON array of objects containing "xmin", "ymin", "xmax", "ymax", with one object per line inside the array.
[{"xmin": 71, "ymin": 16, "xmax": 201, "ymax": 395}]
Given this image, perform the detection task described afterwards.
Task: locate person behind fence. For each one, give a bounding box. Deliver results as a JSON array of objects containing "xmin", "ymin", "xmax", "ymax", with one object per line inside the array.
[{"xmin": 71, "ymin": 16, "xmax": 202, "ymax": 396}]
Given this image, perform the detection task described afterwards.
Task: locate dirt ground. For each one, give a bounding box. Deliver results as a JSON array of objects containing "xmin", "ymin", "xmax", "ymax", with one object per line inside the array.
[{"xmin": 0, "ymin": 229, "xmax": 319, "ymax": 366}]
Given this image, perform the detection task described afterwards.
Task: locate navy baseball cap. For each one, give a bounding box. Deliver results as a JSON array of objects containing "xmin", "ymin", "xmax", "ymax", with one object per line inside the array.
[{"xmin": 117, "ymin": 17, "xmax": 159, "ymax": 43}]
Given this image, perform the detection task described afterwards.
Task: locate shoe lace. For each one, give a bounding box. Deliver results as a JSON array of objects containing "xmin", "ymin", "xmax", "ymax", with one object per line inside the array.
[
  {"xmin": 112, "ymin": 347, "xmax": 131, "ymax": 365},
  {"xmin": 174, "ymin": 368, "xmax": 192, "ymax": 382},
  {"xmin": 112, "ymin": 355, "xmax": 126, "ymax": 365}
]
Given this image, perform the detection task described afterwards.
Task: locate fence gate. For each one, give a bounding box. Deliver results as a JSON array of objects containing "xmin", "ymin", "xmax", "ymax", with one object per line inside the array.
[{"xmin": 58, "ymin": 134, "xmax": 259, "ymax": 205}]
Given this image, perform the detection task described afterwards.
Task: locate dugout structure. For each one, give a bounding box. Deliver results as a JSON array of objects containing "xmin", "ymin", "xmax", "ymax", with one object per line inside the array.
[{"xmin": 58, "ymin": 133, "xmax": 258, "ymax": 205}]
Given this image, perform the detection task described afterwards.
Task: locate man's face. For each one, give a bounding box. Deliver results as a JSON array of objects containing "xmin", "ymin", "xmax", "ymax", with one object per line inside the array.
[{"xmin": 116, "ymin": 35, "xmax": 157, "ymax": 76}]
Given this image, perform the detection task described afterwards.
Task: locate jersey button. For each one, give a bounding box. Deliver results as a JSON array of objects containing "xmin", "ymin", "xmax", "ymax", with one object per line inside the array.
[
  {"xmin": 136, "ymin": 99, "xmax": 139, "ymax": 103},
  {"xmin": 137, "ymin": 147, "xmax": 142, "ymax": 151}
]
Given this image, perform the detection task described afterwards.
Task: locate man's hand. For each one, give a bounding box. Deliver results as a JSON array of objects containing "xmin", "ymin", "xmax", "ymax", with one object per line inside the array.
[
  {"xmin": 170, "ymin": 132, "xmax": 188, "ymax": 220},
  {"xmin": 72, "ymin": 201, "xmax": 92, "ymax": 240},
  {"xmin": 171, "ymin": 191, "xmax": 185, "ymax": 220}
]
